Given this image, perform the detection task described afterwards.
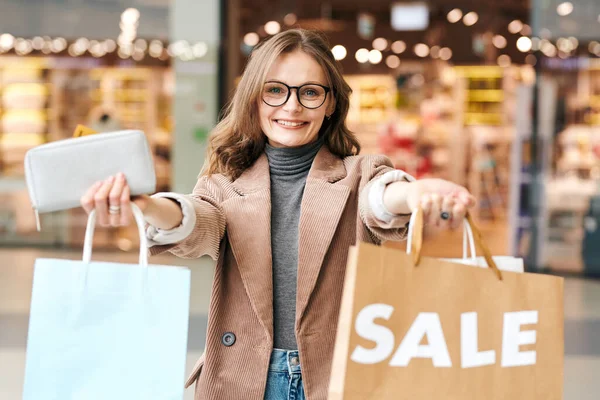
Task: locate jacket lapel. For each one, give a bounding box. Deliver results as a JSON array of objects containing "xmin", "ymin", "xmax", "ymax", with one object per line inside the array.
[
  {"xmin": 224, "ymin": 154, "xmax": 274, "ymax": 340},
  {"xmin": 296, "ymin": 146, "xmax": 350, "ymax": 324}
]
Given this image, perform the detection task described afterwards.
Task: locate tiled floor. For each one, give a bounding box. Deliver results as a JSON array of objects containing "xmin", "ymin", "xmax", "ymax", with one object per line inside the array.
[{"xmin": 1, "ymin": 247, "xmax": 598, "ymax": 399}]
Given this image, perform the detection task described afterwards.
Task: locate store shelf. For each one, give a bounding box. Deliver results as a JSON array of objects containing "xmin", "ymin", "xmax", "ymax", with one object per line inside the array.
[
  {"xmin": 0, "ymin": 59, "xmax": 173, "ymax": 248},
  {"xmin": 457, "ymin": 66, "xmax": 507, "ymax": 129},
  {"xmin": 0, "ymin": 58, "xmax": 51, "ymax": 187},
  {"xmin": 91, "ymin": 89, "xmax": 149, "ymax": 102},
  {"xmin": 454, "ymin": 66, "xmax": 504, "ymax": 79},
  {"xmin": 466, "ymin": 90, "xmax": 504, "ymax": 102},
  {"xmin": 464, "ymin": 113, "xmax": 503, "ymax": 125},
  {"xmin": 89, "ymin": 68, "xmax": 152, "ymax": 80},
  {"xmin": 346, "ymin": 75, "xmax": 396, "ymax": 127},
  {"xmin": 590, "ymin": 96, "xmax": 600, "ymax": 107}
]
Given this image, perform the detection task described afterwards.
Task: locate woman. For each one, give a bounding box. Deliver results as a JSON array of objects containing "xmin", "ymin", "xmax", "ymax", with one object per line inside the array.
[{"xmin": 81, "ymin": 29, "xmax": 475, "ymax": 400}]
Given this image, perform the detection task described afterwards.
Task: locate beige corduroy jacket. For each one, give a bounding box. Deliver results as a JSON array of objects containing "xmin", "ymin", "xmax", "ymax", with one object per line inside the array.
[{"xmin": 150, "ymin": 145, "xmax": 411, "ymax": 400}]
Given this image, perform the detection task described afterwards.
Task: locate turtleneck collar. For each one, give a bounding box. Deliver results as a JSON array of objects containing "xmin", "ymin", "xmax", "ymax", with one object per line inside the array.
[{"xmin": 264, "ymin": 135, "xmax": 325, "ymax": 177}]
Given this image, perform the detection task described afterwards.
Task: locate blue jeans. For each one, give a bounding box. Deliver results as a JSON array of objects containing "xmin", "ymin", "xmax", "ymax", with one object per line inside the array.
[{"xmin": 264, "ymin": 349, "xmax": 305, "ymax": 400}]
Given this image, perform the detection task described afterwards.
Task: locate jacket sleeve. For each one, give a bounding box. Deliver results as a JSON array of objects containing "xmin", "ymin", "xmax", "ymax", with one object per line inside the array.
[
  {"xmin": 146, "ymin": 192, "xmax": 198, "ymax": 246},
  {"xmin": 148, "ymin": 175, "xmax": 226, "ymax": 260},
  {"xmin": 358, "ymin": 155, "xmax": 415, "ymax": 242}
]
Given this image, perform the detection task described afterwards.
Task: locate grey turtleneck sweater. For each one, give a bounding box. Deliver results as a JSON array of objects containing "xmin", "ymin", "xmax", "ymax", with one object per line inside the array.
[{"xmin": 264, "ymin": 136, "xmax": 324, "ymax": 350}]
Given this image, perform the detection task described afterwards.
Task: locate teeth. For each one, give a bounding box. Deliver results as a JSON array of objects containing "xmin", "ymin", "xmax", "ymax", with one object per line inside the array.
[{"xmin": 277, "ymin": 120, "xmax": 305, "ymax": 127}]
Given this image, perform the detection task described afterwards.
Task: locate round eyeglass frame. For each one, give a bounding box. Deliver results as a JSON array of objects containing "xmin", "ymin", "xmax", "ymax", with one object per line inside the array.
[{"xmin": 262, "ymin": 81, "xmax": 332, "ymax": 110}]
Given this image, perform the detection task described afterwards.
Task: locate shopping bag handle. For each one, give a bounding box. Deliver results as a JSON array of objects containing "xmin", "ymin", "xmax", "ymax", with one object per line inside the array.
[
  {"xmin": 465, "ymin": 213, "xmax": 502, "ymax": 280},
  {"xmin": 462, "ymin": 218, "xmax": 477, "ymax": 261},
  {"xmin": 406, "ymin": 206, "xmax": 503, "ymax": 281},
  {"xmin": 406, "ymin": 209, "xmax": 477, "ymax": 262},
  {"xmin": 82, "ymin": 203, "xmax": 148, "ymax": 266}
]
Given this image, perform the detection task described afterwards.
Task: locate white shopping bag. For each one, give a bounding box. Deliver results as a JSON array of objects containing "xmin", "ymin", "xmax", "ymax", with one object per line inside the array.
[
  {"xmin": 23, "ymin": 204, "xmax": 191, "ymax": 400},
  {"xmin": 446, "ymin": 255, "xmax": 524, "ymax": 273},
  {"xmin": 408, "ymin": 217, "xmax": 525, "ymax": 273}
]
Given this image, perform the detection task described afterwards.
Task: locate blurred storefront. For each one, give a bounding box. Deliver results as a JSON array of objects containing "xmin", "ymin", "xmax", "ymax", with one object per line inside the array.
[
  {"xmin": 0, "ymin": 0, "xmax": 218, "ymax": 250},
  {"xmin": 1, "ymin": 0, "xmax": 600, "ymax": 275},
  {"xmin": 524, "ymin": 0, "xmax": 600, "ymax": 276},
  {"xmin": 231, "ymin": 0, "xmax": 600, "ymax": 276}
]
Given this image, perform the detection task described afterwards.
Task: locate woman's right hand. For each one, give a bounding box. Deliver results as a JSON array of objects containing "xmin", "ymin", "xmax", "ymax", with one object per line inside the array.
[{"xmin": 80, "ymin": 172, "xmax": 151, "ymax": 227}]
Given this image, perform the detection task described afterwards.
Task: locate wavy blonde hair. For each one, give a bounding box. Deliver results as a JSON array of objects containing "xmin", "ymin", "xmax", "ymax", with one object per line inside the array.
[{"xmin": 202, "ymin": 28, "xmax": 360, "ymax": 179}]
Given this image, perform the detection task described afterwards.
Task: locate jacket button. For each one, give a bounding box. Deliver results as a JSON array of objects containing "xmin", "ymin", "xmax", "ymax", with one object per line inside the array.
[{"xmin": 221, "ymin": 332, "xmax": 236, "ymax": 347}]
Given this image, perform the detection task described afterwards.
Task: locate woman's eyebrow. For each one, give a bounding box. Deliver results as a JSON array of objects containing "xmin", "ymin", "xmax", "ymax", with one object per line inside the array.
[{"xmin": 265, "ymin": 79, "xmax": 328, "ymax": 86}]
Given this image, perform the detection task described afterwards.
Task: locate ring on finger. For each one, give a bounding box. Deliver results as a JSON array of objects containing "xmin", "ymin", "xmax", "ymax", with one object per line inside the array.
[
  {"xmin": 440, "ymin": 211, "xmax": 451, "ymax": 221},
  {"xmin": 109, "ymin": 205, "xmax": 121, "ymax": 215}
]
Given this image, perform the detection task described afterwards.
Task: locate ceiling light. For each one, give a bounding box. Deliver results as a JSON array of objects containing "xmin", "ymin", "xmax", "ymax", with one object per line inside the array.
[
  {"xmin": 493, "ymin": 35, "xmax": 507, "ymax": 49},
  {"xmin": 568, "ymin": 36, "xmax": 579, "ymax": 49},
  {"xmin": 372, "ymin": 38, "xmax": 388, "ymax": 51},
  {"xmin": 134, "ymin": 38, "xmax": 147, "ymax": 51},
  {"xmin": 31, "ymin": 36, "xmax": 44, "ymax": 50},
  {"xmin": 244, "ymin": 32, "xmax": 259, "ymax": 46},
  {"xmin": 193, "ymin": 42, "xmax": 208, "ymax": 58},
  {"xmin": 497, "ymin": 55, "xmax": 511, "ymax": 67},
  {"xmin": 386, "ymin": 55, "xmax": 400, "ymax": 68},
  {"xmin": 284, "ymin": 13, "xmax": 297, "ymax": 26},
  {"xmin": 50, "ymin": 37, "xmax": 67, "ymax": 53},
  {"xmin": 508, "ymin": 20, "xmax": 523, "ymax": 34},
  {"xmin": 369, "ymin": 49, "xmax": 383, "ymax": 64},
  {"xmin": 391, "ymin": 40, "xmax": 406, "ymax": 54},
  {"xmin": 121, "ymin": 8, "xmax": 140, "ymax": 25},
  {"xmin": 331, "ymin": 45, "xmax": 347, "ymax": 60},
  {"xmin": 149, "ymin": 40, "xmax": 163, "ymax": 57},
  {"xmin": 541, "ymin": 42, "xmax": 557, "ymax": 57},
  {"xmin": 264, "ymin": 21, "xmax": 281, "ymax": 35},
  {"xmin": 355, "ymin": 48, "xmax": 369, "ymax": 63},
  {"xmin": 463, "ymin": 12, "xmax": 479, "ymax": 26},
  {"xmin": 414, "ymin": 43, "xmax": 430, "ymax": 57},
  {"xmin": 0, "ymin": 33, "xmax": 14, "ymax": 50},
  {"xmin": 439, "ymin": 47, "xmax": 453, "ymax": 61},
  {"xmin": 447, "ymin": 9, "xmax": 463, "ymax": 23},
  {"xmin": 557, "ymin": 2, "xmax": 574, "ymax": 17},
  {"xmin": 15, "ymin": 38, "xmax": 33, "ymax": 55},
  {"xmin": 516, "ymin": 37, "xmax": 533, "ymax": 52},
  {"xmin": 557, "ymin": 38, "xmax": 573, "ymax": 52},
  {"xmin": 103, "ymin": 39, "xmax": 117, "ymax": 53}
]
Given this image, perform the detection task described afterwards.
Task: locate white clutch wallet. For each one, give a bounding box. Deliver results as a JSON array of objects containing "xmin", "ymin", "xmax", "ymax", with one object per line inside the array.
[{"xmin": 24, "ymin": 130, "xmax": 157, "ymax": 231}]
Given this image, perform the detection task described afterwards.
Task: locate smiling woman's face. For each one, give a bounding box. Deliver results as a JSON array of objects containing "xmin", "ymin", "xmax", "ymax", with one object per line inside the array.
[{"xmin": 258, "ymin": 50, "xmax": 333, "ymax": 148}]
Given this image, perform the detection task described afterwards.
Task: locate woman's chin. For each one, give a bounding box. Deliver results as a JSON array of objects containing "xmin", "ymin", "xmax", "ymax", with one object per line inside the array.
[{"xmin": 267, "ymin": 133, "xmax": 315, "ymax": 148}]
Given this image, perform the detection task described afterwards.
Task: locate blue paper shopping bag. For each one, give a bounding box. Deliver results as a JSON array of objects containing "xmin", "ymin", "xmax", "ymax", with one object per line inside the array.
[{"xmin": 23, "ymin": 204, "xmax": 191, "ymax": 400}]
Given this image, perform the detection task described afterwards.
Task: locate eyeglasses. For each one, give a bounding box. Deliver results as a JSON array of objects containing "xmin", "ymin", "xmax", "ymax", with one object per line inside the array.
[{"xmin": 262, "ymin": 81, "xmax": 331, "ymax": 109}]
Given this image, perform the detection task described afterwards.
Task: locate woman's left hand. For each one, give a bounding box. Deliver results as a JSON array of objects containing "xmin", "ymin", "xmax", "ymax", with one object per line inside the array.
[{"xmin": 405, "ymin": 179, "xmax": 476, "ymax": 229}]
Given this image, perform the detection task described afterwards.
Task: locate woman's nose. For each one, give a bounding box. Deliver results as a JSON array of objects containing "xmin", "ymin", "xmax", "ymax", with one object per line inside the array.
[{"xmin": 282, "ymin": 89, "xmax": 302, "ymax": 112}]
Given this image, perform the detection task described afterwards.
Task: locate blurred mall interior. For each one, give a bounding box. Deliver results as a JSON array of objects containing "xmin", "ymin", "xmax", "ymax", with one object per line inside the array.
[
  {"xmin": 1, "ymin": 0, "xmax": 600, "ymax": 398},
  {"xmin": 2, "ymin": 0, "xmax": 600, "ymax": 274}
]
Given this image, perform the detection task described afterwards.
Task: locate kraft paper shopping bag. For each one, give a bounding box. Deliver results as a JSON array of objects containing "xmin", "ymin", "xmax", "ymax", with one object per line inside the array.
[{"xmin": 329, "ymin": 208, "xmax": 563, "ymax": 400}]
